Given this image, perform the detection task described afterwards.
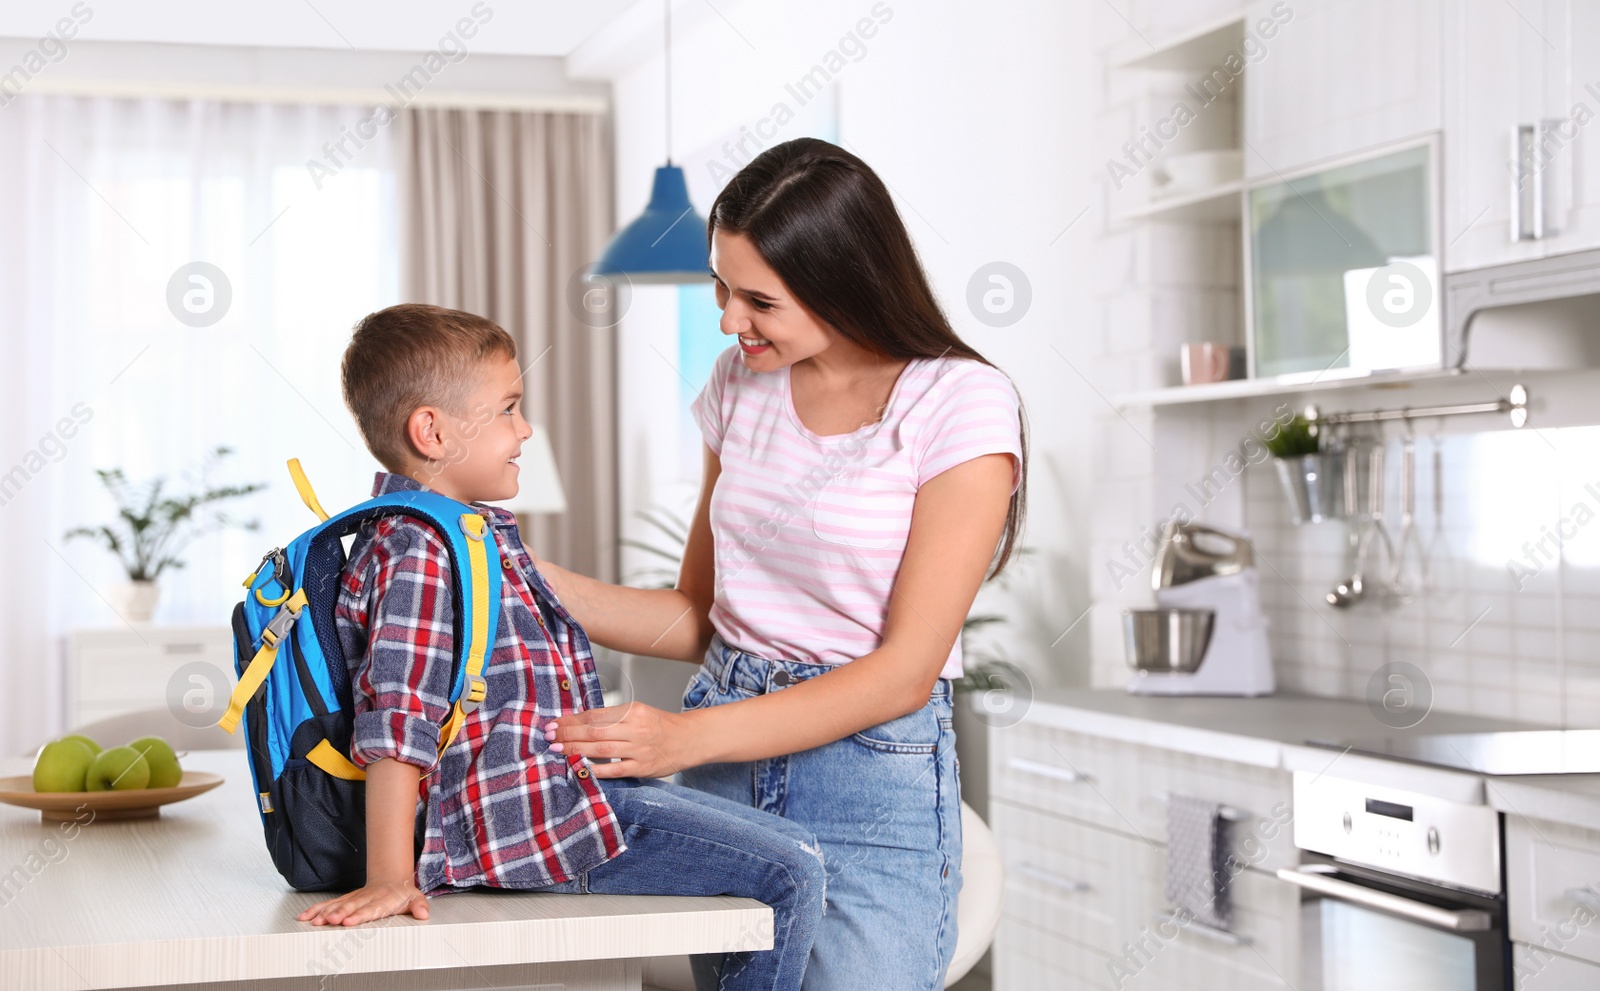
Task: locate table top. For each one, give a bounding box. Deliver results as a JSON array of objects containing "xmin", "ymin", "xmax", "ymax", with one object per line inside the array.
[{"xmin": 0, "ymin": 749, "xmax": 770, "ymax": 990}]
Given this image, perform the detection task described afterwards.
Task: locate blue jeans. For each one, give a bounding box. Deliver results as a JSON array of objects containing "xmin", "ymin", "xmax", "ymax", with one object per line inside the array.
[
  {"xmin": 679, "ymin": 633, "xmax": 963, "ymax": 991},
  {"xmin": 532, "ymin": 776, "xmax": 825, "ymax": 991}
]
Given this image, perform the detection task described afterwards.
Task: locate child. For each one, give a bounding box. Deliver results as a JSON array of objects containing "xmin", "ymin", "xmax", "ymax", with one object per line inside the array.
[{"xmin": 296, "ymin": 303, "xmax": 823, "ymax": 991}]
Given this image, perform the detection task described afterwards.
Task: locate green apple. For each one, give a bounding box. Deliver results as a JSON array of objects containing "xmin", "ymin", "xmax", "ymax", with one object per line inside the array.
[
  {"xmin": 127, "ymin": 736, "xmax": 182, "ymax": 788},
  {"xmin": 59, "ymin": 734, "xmax": 102, "ymax": 756},
  {"xmin": 32, "ymin": 738, "xmax": 96, "ymax": 792},
  {"xmin": 85, "ymin": 745, "xmax": 150, "ymax": 791}
]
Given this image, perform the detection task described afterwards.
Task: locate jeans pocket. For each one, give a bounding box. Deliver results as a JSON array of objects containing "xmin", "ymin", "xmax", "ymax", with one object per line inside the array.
[
  {"xmin": 681, "ymin": 669, "xmax": 718, "ymax": 711},
  {"xmin": 851, "ymin": 702, "xmax": 940, "ymax": 754}
]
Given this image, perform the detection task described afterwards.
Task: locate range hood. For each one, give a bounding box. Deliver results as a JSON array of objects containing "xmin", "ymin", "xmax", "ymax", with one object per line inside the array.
[{"xmin": 1445, "ymin": 247, "xmax": 1600, "ymax": 370}]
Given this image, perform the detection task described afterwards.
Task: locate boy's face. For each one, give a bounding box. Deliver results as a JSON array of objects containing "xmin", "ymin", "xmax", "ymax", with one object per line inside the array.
[{"xmin": 414, "ymin": 353, "xmax": 533, "ymax": 504}]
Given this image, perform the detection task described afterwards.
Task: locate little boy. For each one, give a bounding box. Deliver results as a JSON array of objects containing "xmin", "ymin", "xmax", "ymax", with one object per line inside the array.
[{"xmin": 297, "ymin": 303, "xmax": 823, "ymax": 991}]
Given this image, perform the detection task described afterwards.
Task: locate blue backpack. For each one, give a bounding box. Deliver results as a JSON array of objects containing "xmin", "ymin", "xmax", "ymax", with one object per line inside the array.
[{"xmin": 216, "ymin": 460, "xmax": 502, "ymax": 892}]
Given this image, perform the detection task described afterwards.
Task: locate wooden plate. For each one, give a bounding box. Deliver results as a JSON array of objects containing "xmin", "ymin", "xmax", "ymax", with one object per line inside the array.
[{"xmin": 0, "ymin": 772, "xmax": 225, "ymax": 822}]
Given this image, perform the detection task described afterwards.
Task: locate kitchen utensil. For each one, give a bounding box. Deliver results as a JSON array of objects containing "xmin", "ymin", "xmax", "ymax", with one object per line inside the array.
[
  {"xmin": 1387, "ymin": 433, "xmax": 1420, "ymax": 604},
  {"xmin": 1122, "ymin": 608, "xmax": 1215, "ymax": 673},
  {"xmin": 0, "ymin": 771, "xmax": 224, "ymax": 822},
  {"xmin": 1152, "ymin": 520, "xmax": 1251, "ymax": 589},
  {"xmin": 1328, "ymin": 440, "xmax": 1389, "ymax": 606}
]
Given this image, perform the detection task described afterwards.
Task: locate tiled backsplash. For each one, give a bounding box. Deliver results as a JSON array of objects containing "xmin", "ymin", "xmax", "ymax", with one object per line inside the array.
[{"xmin": 1247, "ymin": 425, "xmax": 1600, "ymax": 727}]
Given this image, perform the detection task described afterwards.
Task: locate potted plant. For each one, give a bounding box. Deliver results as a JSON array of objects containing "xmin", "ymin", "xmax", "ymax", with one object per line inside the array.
[
  {"xmin": 1266, "ymin": 414, "xmax": 1340, "ymax": 524},
  {"xmin": 66, "ymin": 447, "xmax": 266, "ymax": 622}
]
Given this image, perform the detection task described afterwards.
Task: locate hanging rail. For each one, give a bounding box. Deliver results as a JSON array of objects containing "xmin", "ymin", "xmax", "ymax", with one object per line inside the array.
[{"xmin": 1305, "ymin": 384, "xmax": 1528, "ymax": 429}]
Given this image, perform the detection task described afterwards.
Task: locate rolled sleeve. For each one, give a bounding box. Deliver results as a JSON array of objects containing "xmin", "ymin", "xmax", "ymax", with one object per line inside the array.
[{"xmin": 343, "ymin": 518, "xmax": 458, "ymax": 770}]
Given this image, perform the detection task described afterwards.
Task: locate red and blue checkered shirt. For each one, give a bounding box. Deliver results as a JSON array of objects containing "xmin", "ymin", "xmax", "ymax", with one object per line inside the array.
[{"xmin": 335, "ymin": 472, "xmax": 625, "ymax": 895}]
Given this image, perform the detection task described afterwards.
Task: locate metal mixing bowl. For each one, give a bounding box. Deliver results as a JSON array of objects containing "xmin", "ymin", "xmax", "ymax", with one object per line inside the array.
[{"xmin": 1122, "ymin": 608, "xmax": 1216, "ymax": 673}]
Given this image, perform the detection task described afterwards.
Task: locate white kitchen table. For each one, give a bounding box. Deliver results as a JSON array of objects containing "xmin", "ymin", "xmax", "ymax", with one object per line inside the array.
[{"xmin": 0, "ymin": 749, "xmax": 770, "ymax": 990}]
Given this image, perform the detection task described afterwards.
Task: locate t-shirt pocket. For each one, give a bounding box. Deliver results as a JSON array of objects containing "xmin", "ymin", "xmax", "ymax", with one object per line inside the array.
[{"xmin": 811, "ymin": 467, "xmax": 916, "ymax": 550}]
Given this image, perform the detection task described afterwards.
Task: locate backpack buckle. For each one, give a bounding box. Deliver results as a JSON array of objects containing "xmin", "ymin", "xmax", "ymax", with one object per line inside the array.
[
  {"xmin": 260, "ymin": 591, "xmax": 306, "ymax": 647},
  {"xmin": 459, "ymin": 675, "xmax": 487, "ymax": 714}
]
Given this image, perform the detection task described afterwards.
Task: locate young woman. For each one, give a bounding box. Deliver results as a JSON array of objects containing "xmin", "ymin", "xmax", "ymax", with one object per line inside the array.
[{"xmin": 536, "ymin": 137, "xmax": 1028, "ymax": 991}]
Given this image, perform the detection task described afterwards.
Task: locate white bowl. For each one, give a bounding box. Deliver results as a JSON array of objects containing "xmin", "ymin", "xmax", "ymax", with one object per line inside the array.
[{"xmin": 1157, "ymin": 150, "xmax": 1243, "ymax": 195}]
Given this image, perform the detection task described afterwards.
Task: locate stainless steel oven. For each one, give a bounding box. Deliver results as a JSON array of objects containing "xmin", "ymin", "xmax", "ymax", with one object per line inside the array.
[{"xmin": 1282, "ymin": 771, "xmax": 1509, "ymax": 991}]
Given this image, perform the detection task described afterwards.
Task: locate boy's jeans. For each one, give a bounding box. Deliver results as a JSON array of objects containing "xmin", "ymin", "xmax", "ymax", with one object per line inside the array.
[{"xmin": 533, "ymin": 776, "xmax": 825, "ymax": 991}]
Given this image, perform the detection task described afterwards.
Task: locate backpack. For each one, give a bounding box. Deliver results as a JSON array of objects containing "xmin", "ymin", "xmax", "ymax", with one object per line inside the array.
[{"xmin": 216, "ymin": 460, "xmax": 502, "ymax": 892}]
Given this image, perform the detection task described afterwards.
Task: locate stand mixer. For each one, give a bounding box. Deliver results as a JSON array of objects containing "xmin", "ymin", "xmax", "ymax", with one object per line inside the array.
[{"xmin": 1124, "ymin": 521, "xmax": 1274, "ymax": 696}]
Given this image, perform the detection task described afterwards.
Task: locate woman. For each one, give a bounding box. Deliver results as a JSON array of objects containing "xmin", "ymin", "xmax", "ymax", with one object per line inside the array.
[{"xmin": 537, "ymin": 137, "xmax": 1028, "ymax": 991}]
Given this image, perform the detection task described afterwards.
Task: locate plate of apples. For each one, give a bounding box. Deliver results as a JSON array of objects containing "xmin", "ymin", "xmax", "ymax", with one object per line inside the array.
[{"xmin": 0, "ymin": 734, "xmax": 223, "ymax": 822}]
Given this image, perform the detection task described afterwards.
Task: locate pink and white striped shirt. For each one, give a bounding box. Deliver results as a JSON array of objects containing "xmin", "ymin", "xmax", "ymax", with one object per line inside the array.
[{"xmin": 690, "ymin": 345, "xmax": 1023, "ymax": 678}]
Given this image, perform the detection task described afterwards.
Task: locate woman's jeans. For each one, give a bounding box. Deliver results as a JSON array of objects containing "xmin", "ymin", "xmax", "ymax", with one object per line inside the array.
[
  {"xmin": 531, "ymin": 776, "xmax": 825, "ymax": 991},
  {"xmin": 680, "ymin": 632, "xmax": 963, "ymax": 991}
]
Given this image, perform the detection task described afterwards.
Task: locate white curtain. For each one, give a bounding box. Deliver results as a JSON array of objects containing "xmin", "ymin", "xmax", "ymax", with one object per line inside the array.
[{"xmin": 0, "ymin": 95, "xmax": 403, "ymax": 757}]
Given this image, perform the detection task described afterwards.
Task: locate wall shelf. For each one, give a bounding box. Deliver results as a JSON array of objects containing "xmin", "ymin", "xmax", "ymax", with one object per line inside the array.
[
  {"xmin": 1113, "ymin": 181, "xmax": 1243, "ymax": 224},
  {"xmin": 1113, "ymin": 367, "xmax": 1468, "ymax": 409},
  {"xmin": 1112, "ymin": 15, "xmax": 1247, "ymax": 72}
]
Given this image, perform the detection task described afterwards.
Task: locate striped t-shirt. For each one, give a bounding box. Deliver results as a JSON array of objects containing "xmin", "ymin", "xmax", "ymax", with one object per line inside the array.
[{"xmin": 690, "ymin": 344, "xmax": 1023, "ymax": 678}]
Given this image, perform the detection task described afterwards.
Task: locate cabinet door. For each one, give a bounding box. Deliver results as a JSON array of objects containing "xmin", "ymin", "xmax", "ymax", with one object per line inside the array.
[
  {"xmin": 1441, "ymin": 0, "xmax": 1556, "ymax": 272},
  {"xmin": 1544, "ymin": 0, "xmax": 1600, "ymax": 259},
  {"xmin": 1244, "ymin": 0, "xmax": 1441, "ymax": 180}
]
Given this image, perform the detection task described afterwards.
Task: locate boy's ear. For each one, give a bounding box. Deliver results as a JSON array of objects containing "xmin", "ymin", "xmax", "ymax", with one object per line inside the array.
[{"xmin": 405, "ymin": 405, "xmax": 448, "ymax": 462}]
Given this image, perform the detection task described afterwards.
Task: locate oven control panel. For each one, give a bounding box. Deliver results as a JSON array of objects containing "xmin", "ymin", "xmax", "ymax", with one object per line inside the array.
[{"xmin": 1292, "ymin": 771, "xmax": 1502, "ymax": 894}]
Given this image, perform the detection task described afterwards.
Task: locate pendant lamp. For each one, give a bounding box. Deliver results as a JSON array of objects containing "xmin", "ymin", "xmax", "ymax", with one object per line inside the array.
[{"xmin": 593, "ymin": 0, "xmax": 709, "ymax": 283}]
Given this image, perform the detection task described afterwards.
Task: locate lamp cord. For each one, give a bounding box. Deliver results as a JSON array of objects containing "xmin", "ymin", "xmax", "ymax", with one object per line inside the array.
[{"xmin": 663, "ymin": 0, "xmax": 673, "ymax": 164}]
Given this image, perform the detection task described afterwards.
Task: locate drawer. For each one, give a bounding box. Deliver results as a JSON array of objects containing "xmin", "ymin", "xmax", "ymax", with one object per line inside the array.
[
  {"xmin": 1513, "ymin": 941, "xmax": 1600, "ymax": 991},
  {"xmin": 1124, "ymin": 844, "xmax": 1300, "ymax": 990},
  {"xmin": 69, "ymin": 627, "xmax": 234, "ymax": 723},
  {"xmin": 1134, "ymin": 746, "xmax": 1297, "ymax": 872},
  {"xmin": 1507, "ymin": 816, "xmax": 1600, "ymax": 966},
  {"xmin": 990, "ymin": 720, "xmax": 1140, "ymax": 833},
  {"xmin": 992, "ymin": 915, "xmax": 1111, "ymax": 991},
  {"xmin": 991, "ymin": 800, "xmax": 1127, "ymax": 952}
]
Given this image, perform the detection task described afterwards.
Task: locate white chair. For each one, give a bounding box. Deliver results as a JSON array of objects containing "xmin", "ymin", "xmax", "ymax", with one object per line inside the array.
[
  {"xmin": 19, "ymin": 706, "xmax": 244, "ymax": 758},
  {"xmin": 642, "ymin": 800, "xmax": 1004, "ymax": 990}
]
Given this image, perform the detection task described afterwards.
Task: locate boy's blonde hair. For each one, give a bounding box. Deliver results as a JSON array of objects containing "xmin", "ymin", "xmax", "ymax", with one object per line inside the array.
[{"xmin": 341, "ymin": 303, "xmax": 518, "ymax": 471}]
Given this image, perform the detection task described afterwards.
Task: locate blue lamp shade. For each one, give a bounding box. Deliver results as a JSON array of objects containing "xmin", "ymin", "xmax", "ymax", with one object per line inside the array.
[{"xmin": 594, "ymin": 165, "xmax": 710, "ymax": 284}]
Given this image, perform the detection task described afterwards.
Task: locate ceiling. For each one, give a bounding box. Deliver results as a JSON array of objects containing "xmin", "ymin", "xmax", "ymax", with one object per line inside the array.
[{"xmin": 0, "ymin": 1, "xmax": 640, "ymax": 56}]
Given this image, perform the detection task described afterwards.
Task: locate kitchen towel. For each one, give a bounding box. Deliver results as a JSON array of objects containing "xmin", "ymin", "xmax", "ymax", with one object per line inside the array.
[{"xmin": 1163, "ymin": 793, "xmax": 1233, "ymax": 931}]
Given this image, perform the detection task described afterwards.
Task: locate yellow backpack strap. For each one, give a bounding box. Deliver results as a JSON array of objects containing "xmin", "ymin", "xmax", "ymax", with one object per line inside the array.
[
  {"xmin": 423, "ymin": 513, "xmax": 493, "ymax": 778},
  {"xmin": 286, "ymin": 458, "xmax": 330, "ymax": 522},
  {"xmin": 217, "ymin": 588, "xmax": 309, "ymax": 734},
  {"xmin": 307, "ymin": 739, "xmax": 367, "ymax": 780}
]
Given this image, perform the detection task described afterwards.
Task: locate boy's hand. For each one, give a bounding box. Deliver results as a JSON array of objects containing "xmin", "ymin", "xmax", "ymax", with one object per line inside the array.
[{"xmin": 297, "ymin": 878, "xmax": 430, "ymax": 927}]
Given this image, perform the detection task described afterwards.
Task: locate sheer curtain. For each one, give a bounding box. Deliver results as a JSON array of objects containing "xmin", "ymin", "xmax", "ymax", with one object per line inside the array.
[{"xmin": 0, "ymin": 95, "xmax": 401, "ymax": 757}]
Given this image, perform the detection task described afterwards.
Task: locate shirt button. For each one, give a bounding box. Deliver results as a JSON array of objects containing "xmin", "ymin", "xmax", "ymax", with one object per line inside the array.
[
  {"xmin": 575, "ymin": 767, "xmax": 590, "ymax": 779},
  {"xmin": 536, "ymin": 614, "xmax": 546, "ymax": 627},
  {"xmin": 560, "ymin": 678, "xmax": 572, "ymax": 692},
  {"xmin": 502, "ymin": 556, "xmax": 514, "ymax": 570}
]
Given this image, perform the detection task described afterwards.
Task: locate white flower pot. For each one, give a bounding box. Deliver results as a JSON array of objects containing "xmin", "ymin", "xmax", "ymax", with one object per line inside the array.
[{"xmin": 113, "ymin": 580, "xmax": 160, "ymax": 622}]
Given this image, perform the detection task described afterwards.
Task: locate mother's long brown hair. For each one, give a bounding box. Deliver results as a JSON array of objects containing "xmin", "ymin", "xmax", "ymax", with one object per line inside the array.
[{"xmin": 708, "ymin": 137, "xmax": 1029, "ymax": 577}]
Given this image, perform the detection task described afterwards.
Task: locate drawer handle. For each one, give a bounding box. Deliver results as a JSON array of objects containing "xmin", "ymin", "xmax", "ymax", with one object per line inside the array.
[
  {"xmin": 1277, "ymin": 865, "xmax": 1491, "ymax": 932},
  {"xmin": 1152, "ymin": 912, "xmax": 1252, "ymax": 947},
  {"xmin": 1565, "ymin": 887, "xmax": 1600, "ymax": 912},
  {"xmin": 1016, "ymin": 863, "xmax": 1091, "ymax": 894},
  {"xmin": 1008, "ymin": 756, "xmax": 1091, "ymax": 785}
]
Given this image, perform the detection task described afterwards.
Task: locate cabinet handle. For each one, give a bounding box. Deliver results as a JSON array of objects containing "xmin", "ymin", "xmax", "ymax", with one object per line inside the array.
[
  {"xmin": 1512, "ymin": 123, "xmax": 1537, "ymax": 242},
  {"xmin": 1016, "ymin": 863, "xmax": 1091, "ymax": 894},
  {"xmin": 1007, "ymin": 756, "xmax": 1091, "ymax": 784},
  {"xmin": 1533, "ymin": 119, "xmax": 1550, "ymax": 241},
  {"xmin": 1565, "ymin": 887, "xmax": 1600, "ymax": 912}
]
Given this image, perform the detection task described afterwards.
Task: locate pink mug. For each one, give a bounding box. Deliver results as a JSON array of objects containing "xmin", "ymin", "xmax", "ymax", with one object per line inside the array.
[{"xmin": 1181, "ymin": 342, "xmax": 1230, "ymax": 385}]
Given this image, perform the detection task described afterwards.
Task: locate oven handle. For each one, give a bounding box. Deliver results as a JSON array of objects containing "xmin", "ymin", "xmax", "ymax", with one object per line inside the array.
[{"xmin": 1276, "ymin": 865, "xmax": 1492, "ymax": 932}]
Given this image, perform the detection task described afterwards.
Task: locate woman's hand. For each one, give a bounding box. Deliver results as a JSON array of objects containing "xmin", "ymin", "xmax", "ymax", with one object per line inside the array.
[
  {"xmin": 547, "ymin": 702, "xmax": 695, "ymax": 779},
  {"xmin": 297, "ymin": 878, "xmax": 430, "ymax": 926}
]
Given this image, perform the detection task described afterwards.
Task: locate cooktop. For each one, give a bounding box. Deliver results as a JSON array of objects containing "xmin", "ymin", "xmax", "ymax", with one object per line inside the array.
[{"xmin": 1307, "ymin": 729, "xmax": 1600, "ymax": 776}]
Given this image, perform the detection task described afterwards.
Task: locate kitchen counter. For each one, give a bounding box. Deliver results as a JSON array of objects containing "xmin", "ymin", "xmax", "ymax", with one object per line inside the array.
[
  {"xmin": 1026, "ymin": 688, "xmax": 1600, "ymax": 828},
  {"xmin": 0, "ymin": 749, "xmax": 769, "ymax": 991}
]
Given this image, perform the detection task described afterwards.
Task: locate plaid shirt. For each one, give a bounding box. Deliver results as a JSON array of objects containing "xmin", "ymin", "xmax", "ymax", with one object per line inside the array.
[{"xmin": 334, "ymin": 472, "xmax": 624, "ymax": 895}]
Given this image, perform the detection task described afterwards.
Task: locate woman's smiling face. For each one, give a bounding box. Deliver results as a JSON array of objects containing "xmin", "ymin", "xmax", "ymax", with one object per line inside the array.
[{"xmin": 710, "ymin": 229, "xmax": 835, "ymax": 371}]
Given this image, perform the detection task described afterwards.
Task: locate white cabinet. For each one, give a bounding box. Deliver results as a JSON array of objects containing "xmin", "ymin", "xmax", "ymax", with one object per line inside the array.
[
  {"xmin": 989, "ymin": 718, "xmax": 1298, "ymax": 989},
  {"xmin": 1512, "ymin": 941, "xmax": 1600, "ymax": 990},
  {"xmin": 1505, "ymin": 815, "xmax": 1600, "ymax": 968},
  {"xmin": 67, "ymin": 626, "xmax": 235, "ymax": 729},
  {"xmin": 1443, "ymin": 0, "xmax": 1600, "ymax": 271},
  {"xmin": 1244, "ymin": 0, "xmax": 1441, "ymax": 180}
]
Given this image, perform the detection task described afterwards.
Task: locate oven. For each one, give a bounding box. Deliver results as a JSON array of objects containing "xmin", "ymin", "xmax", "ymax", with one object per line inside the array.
[{"xmin": 1282, "ymin": 771, "xmax": 1510, "ymax": 991}]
